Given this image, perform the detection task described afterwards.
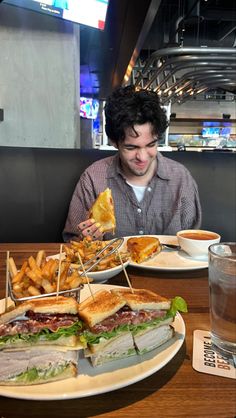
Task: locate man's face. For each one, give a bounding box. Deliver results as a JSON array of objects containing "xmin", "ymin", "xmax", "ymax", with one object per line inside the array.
[{"xmin": 115, "ymin": 123, "xmax": 158, "ymax": 177}]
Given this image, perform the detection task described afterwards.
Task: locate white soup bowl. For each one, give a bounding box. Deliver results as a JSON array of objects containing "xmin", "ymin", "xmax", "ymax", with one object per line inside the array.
[{"xmin": 177, "ymin": 229, "xmax": 221, "ymax": 259}]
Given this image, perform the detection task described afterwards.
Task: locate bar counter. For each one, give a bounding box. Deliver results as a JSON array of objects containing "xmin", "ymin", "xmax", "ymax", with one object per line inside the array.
[{"xmin": 0, "ymin": 243, "xmax": 235, "ymax": 418}]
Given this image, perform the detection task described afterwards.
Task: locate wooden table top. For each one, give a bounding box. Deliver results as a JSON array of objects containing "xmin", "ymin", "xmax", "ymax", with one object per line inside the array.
[{"xmin": 0, "ymin": 243, "xmax": 235, "ymax": 418}]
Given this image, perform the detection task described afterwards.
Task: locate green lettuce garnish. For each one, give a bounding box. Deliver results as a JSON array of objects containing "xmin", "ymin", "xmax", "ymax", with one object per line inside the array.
[
  {"xmin": 167, "ymin": 296, "xmax": 188, "ymax": 317},
  {"xmin": 13, "ymin": 363, "xmax": 70, "ymax": 383},
  {"xmin": 82, "ymin": 324, "xmax": 130, "ymax": 345},
  {"xmin": 0, "ymin": 320, "xmax": 83, "ymax": 348}
]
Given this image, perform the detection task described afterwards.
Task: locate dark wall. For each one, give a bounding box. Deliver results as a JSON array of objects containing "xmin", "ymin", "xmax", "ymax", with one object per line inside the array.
[
  {"xmin": 0, "ymin": 147, "xmax": 235, "ymax": 242},
  {"xmin": 161, "ymin": 151, "xmax": 236, "ymax": 241},
  {"xmin": 0, "ymin": 148, "xmax": 114, "ymax": 243}
]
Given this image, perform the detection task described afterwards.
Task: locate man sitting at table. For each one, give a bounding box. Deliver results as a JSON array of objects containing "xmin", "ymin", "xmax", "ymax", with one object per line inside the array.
[{"xmin": 63, "ymin": 86, "xmax": 201, "ymax": 242}]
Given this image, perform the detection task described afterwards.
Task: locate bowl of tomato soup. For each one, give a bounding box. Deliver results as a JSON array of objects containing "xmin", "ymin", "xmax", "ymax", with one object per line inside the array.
[{"xmin": 177, "ymin": 229, "xmax": 221, "ymax": 258}]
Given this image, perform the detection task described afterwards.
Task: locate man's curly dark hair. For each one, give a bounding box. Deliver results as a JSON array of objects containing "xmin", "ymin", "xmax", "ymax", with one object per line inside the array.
[{"xmin": 104, "ymin": 86, "xmax": 169, "ymax": 145}]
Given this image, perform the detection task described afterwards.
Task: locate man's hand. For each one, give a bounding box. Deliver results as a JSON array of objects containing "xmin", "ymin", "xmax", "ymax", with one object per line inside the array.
[{"xmin": 77, "ymin": 218, "xmax": 104, "ymax": 240}]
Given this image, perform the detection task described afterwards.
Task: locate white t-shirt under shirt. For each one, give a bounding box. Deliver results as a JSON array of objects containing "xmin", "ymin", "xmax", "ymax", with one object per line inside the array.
[{"xmin": 126, "ymin": 181, "xmax": 147, "ymax": 202}]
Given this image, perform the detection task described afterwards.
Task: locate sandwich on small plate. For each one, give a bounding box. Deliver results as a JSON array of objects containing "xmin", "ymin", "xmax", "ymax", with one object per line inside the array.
[
  {"xmin": 126, "ymin": 236, "xmax": 162, "ymax": 263},
  {"xmin": 78, "ymin": 288, "xmax": 187, "ymax": 366},
  {"xmin": 89, "ymin": 188, "xmax": 116, "ymax": 234},
  {"xmin": 0, "ymin": 296, "xmax": 84, "ymax": 350}
]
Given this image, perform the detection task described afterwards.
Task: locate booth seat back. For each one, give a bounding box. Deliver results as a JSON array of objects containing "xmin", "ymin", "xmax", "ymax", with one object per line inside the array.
[{"xmin": 0, "ymin": 147, "xmax": 235, "ymax": 242}]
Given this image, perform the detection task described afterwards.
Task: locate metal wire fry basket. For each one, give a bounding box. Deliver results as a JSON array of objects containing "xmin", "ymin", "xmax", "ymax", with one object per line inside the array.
[
  {"xmin": 8, "ymin": 282, "xmax": 84, "ymax": 303},
  {"xmin": 8, "ymin": 237, "xmax": 125, "ymax": 303}
]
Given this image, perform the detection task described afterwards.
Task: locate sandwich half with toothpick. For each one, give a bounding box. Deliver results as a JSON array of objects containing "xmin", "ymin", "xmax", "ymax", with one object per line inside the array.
[
  {"xmin": 78, "ymin": 289, "xmax": 135, "ymax": 366},
  {"xmin": 0, "ymin": 296, "xmax": 85, "ymax": 385},
  {"xmin": 78, "ymin": 288, "xmax": 187, "ymax": 366},
  {"xmin": 111, "ymin": 288, "xmax": 186, "ymax": 355}
]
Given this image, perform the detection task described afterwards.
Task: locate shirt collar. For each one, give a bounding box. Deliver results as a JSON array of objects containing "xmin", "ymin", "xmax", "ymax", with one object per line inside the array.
[
  {"xmin": 107, "ymin": 151, "xmax": 171, "ymax": 180},
  {"xmin": 107, "ymin": 153, "xmax": 123, "ymax": 179},
  {"xmin": 155, "ymin": 152, "xmax": 171, "ymax": 180}
]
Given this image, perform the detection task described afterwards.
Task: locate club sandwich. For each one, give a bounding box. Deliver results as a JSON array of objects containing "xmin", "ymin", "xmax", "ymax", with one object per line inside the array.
[
  {"xmin": 78, "ymin": 288, "xmax": 187, "ymax": 366},
  {"xmin": 78, "ymin": 289, "xmax": 135, "ymax": 366},
  {"xmin": 111, "ymin": 288, "xmax": 178, "ymax": 354},
  {"xmin": 0, "ymin": 296, "xmax": 84, "ymax": 351}
]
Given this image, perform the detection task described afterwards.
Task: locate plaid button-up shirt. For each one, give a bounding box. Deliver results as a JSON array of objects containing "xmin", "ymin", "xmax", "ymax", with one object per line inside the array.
[{"xmin": 63, "ymin": 152, "xmax": 201, "ymax": 241}]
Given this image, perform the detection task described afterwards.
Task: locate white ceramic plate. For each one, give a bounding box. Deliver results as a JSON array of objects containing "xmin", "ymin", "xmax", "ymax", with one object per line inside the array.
[
  {"xmin": 0, "ymin": 284, "xmax": 185, "ymax": 400},
  {"xmin": 47, "ymin": 253, "xmax": 129, "ymax": 284},
  {"xmin": 122, "ymin": 235, "xmax": 208, "ymax": 271}
]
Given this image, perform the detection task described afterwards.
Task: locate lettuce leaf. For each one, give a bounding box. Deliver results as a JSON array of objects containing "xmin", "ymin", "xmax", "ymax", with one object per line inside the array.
[
  {"xmin": 167, "ymin": 296, "xmax": 188, "ymax": 317},
  {"xmin": 82, "ymin": 324, "xmax": 130, "ymax": 345},
  {"xmin": 12, "ymin": 363, "xmax": 70, "ymax": 383},
  {"xmin": 0, "ymin": 321, "xmax": 83, "ymax": 347}
]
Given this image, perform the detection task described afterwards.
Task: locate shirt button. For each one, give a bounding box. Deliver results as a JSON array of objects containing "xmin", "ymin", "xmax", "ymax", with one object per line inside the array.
[
  {"xmin": 137, "ymin": 208, "xmax": 142, "ymax": 213},
  {"xmin": 139, "ymin": 230, "xmax": 144, "ymax": 235},
  {"xmin": 147, "ymin": 187, "xmax": 152, "ymax": 192}
]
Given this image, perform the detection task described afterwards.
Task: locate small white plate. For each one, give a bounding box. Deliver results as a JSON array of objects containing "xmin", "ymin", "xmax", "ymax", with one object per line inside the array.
[
  {"xmin": 47, "ymin": 253, "xmax": 129, "ymax": 284},
  {"xmin": 82, "ymin": 260, "xmax": 130, "ymax": 283},
  {"xmin": 122, "ymin": 235, "xmax": 208, "ymax": 271}
]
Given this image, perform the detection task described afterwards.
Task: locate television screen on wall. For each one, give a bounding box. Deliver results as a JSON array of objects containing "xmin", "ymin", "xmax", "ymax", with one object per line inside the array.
[
  {"xmin": 80, "ymin": 97, "xmax": 99, "ymax": 119},
  {"xmin": 4, "ymin": 0, "xmax": 109, "ymax": 30},
  {"xmin": 202, "ymin": 127, "xmax": 220, "ymax": 138},
  {"xmin": 202, "ymin": 121, "xmax": 232, "ymax": 138}
]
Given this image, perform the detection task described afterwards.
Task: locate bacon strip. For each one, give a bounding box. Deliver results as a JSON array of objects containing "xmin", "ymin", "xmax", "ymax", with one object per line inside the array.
[
  {"xmin": 0, "ymin": 313, "xmax": 79, "ymax": 337},
  {"xmin": 90, "ymin": 307, "xmax": 166, "ymax": 333}
]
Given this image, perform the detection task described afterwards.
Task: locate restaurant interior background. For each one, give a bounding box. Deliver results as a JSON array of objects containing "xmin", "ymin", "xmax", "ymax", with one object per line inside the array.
[{"xmin": 0, "ymin": 0, "xmax": 235, "ymax": 150}]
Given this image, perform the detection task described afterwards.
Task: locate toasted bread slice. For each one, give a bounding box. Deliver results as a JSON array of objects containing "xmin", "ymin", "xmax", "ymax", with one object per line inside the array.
[
  {"xmin": 127, "ymin": 236, "xmax": 161, "ymax": 263},
  {"xmin": 0, "ymin": 296, "xmax": 78, "ymax": 325},
  {"xmin": 89, "ymin": 188, "xmax": 116, "ymax": 233},
  {"xmin": 111, "ymin": 288, "xmax": 171, "ymax": 311},
  {"xmin": 78, "ymin": 290, "xmax": 126, "ymax": 327}
]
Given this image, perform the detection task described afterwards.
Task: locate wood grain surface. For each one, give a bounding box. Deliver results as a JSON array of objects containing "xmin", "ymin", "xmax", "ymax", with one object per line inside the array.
[{"xmin": 0, "ymin": 243, "xmax": 235, "ymax": 418}]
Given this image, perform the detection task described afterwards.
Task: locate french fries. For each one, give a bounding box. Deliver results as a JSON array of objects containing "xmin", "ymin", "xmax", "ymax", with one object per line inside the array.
[
  {"xmin": 9, "ymin": 250, "xmax": 91, "ymax": 300},
  {"xmin": 64, "ymin": 238, "xmax": 129, "ymax": 272}
]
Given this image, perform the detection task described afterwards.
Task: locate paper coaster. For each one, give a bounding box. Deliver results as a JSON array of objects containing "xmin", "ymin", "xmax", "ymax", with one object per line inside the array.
[{"xmin": 192, "ymin": 330, "xmax": 236, "ymax": 379}]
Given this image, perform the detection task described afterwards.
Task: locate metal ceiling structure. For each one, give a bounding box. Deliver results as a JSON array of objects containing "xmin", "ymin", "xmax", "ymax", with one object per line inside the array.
[
  {"xmin": 1, "ymin": 0, "xmax": 235, "ymax": 105},
  {"xmin": 4, "ymin": 0, "xmax": 232, "ymax": 103},
  {"xmin": 131, "ymin": 46, "xmax": 236, "ymax": 104},
  {"xmin": 128, "ymin": 0, "xmax": 236, "ymax": 104},
  {"xmin": 67, "ymin": 0, "xmax": 236, "ymax": 102}
]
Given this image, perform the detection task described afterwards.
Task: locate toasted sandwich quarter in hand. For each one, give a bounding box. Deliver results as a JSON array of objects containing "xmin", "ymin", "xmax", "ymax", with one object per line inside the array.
[
  {"xmin": 0, "ymin": 347, "xmax": 78, "ymax": 386},
  {"xmin": 0, "ymin": 296, "xmax": 84, "ymax": 350},
  {"xmin": 89, "ymin": 188, "xmax": 116, "ymax": 234},
  {"xmin": 127, "ymin": 236, "xmax": 162, "ymax": 263}
]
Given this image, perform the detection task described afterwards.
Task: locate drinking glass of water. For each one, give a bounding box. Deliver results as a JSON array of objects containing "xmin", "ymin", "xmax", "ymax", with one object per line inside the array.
[{"xmin": 208, "ymin": 243, "xmax": 236, "ymax": 355}]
